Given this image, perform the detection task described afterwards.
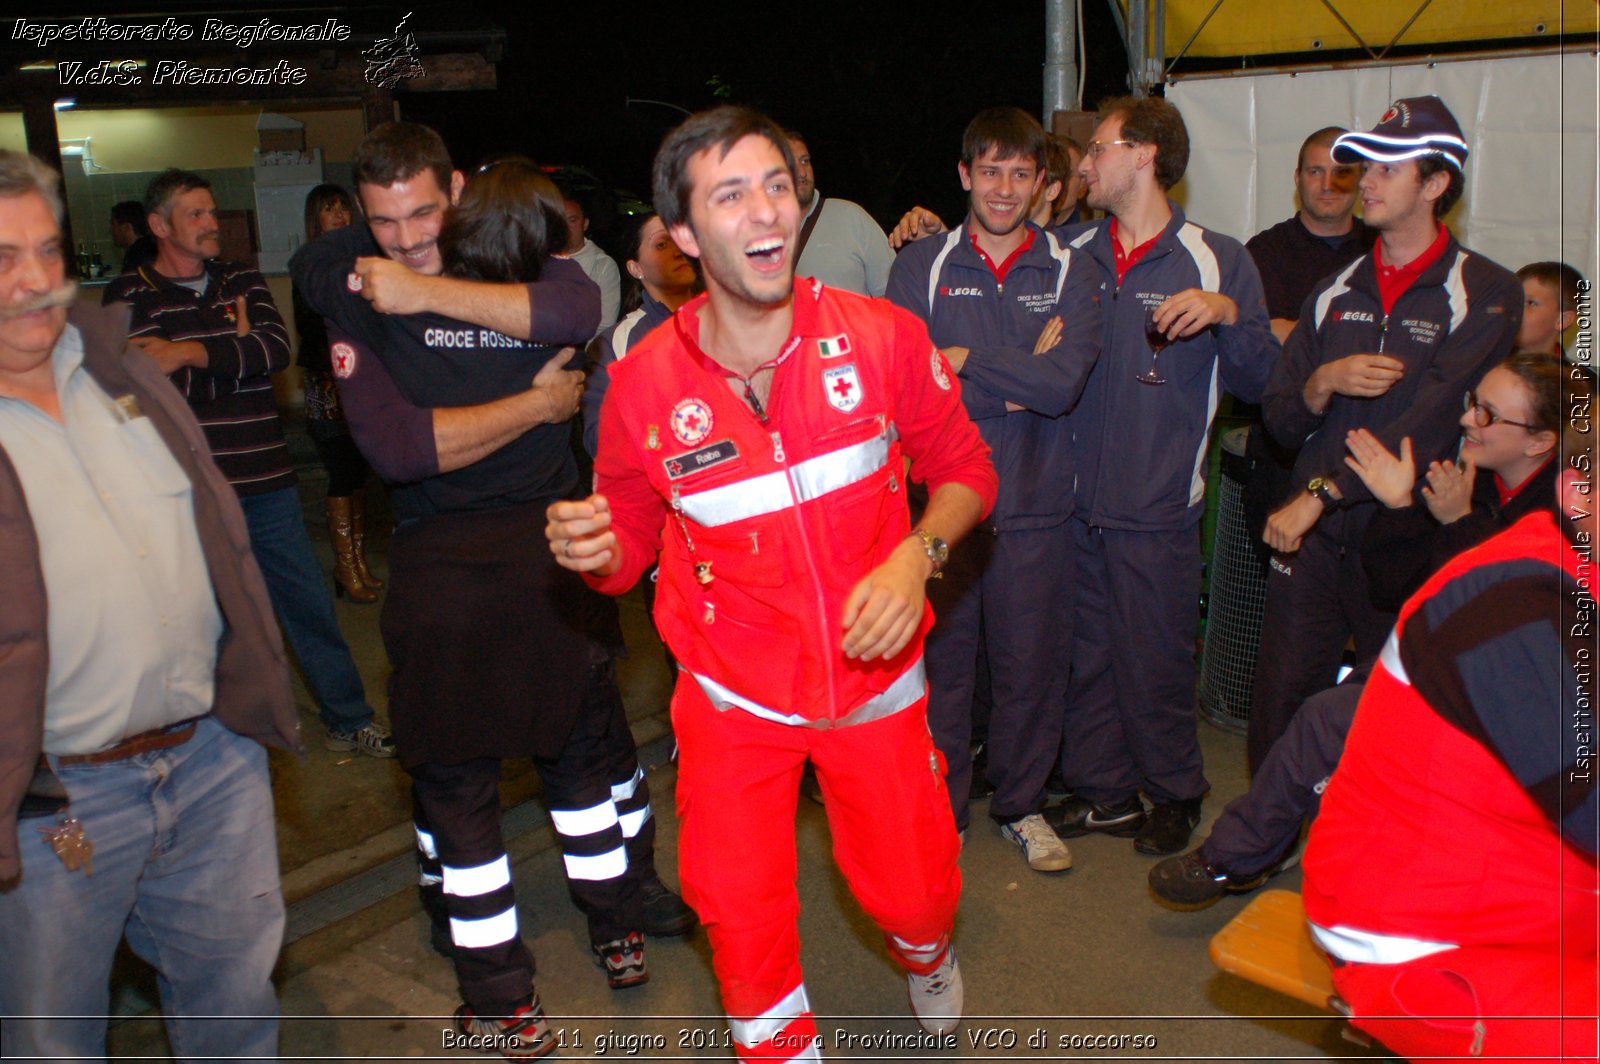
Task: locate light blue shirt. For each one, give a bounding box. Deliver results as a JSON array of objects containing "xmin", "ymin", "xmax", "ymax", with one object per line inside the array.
[{"xmin": 0, "ymin": 324, "xmax": 222, "ymax": 754}]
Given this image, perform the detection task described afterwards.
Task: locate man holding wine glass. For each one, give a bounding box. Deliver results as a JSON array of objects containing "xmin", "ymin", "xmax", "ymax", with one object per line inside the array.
[
  {"xmin": 1043, "ymin": 96, "xmax": 1277, "ymax": 859},
  {"xmin": 1251, "ymin": 96, "xmax": 1522, "ymax": 773}
]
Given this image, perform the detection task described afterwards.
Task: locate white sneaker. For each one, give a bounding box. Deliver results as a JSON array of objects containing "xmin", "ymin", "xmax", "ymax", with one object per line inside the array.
[
  {"xmin": 908, "ymin": 946, "xmax": 963, "ymax": 1036},
  {"xmin": 1000, "ymin": 813, "xmax": 1073, "ymax": 872}
]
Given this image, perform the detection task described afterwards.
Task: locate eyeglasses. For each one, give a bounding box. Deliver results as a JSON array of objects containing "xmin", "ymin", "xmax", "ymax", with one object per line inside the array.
[
  {"xmin": 1462, "ymin": 390, "xmax": 1537, "ymax": 431},
  {"xmin": 1086, "ymin": 139, "xmax": 1140, "ymax": 158}
]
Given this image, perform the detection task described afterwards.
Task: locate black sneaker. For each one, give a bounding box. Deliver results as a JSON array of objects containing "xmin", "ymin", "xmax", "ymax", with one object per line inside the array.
[
  {"xmin": 1148, "ymin": 848, "xmax": 1269, "ymax": 908},
  {"xmin": 1042, "ymin": 794, "xmax": 1146, "ymax": 838},
  {"xmin": 639, "ymin": 875, "xmax": 697, "ymax": 937},
  {"xmin": 1134, "ymin": 798, "xmax": 1203, "ymax": 856}
]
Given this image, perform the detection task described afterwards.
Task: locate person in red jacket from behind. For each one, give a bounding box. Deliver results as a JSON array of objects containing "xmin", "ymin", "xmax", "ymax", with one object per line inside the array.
[
  {"xmin": 547, "ymin": 107, "xmax": 996, "ymax": 1062},
  {"xmin": 1302, "ymin": 363, "xmax": 1598, "ymax": 1061}
]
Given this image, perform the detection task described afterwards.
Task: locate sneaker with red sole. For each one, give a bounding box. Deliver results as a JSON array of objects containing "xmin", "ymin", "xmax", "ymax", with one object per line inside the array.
[
  {"xmin": 592, "ymin": 930, "xmax": 649, "ymax": 989},
  {"xmin": 452, "ymin": 990, "xmax": 553, "ymax": 1059}
]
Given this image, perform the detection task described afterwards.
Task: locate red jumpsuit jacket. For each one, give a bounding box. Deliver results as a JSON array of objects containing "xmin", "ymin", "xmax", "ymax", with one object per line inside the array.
[{"xmin": 588, "ymin": 280, "xmax": 997, "ymax": 727}]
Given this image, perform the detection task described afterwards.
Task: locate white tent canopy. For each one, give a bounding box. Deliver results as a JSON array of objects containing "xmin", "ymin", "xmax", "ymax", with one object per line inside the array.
[{"xmin": 1167, "ymin": 50, "xmax": 1598, "ymax": 301}]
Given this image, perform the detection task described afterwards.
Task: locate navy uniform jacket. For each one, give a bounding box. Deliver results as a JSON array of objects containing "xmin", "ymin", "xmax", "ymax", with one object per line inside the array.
[
  {"xmin": 887, "ymin": 221, "xmax": 1101, "ymax": 531},
  {"xmin": 1064, "ymin": 203, "xmax": 1278, "ymax": 531},
  {"xmin": 1262, "ymin": 231, "xmax": 1521, "ymax": 506}
]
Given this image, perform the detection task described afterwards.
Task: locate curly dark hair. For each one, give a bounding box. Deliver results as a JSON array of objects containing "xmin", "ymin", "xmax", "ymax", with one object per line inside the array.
[{"xmin": 1097, "ymin": 96, "xmax": 1189, "ymax": 190}]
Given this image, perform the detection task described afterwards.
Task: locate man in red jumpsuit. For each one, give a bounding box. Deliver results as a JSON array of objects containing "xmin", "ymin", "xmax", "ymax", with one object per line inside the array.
[
  {"xmin": 546, "ymin": 106, "xmax": 996, "ymax": 1062},
  {"xmin": 1303, "ymin": 365, "xmax": 1598, "ymax": 1061}
]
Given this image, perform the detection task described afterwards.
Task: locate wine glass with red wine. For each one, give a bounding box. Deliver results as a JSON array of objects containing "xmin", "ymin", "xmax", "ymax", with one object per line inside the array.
[{"xmin": 1139, "ymin": 306, "xmax": 1169, "ymax": 385}]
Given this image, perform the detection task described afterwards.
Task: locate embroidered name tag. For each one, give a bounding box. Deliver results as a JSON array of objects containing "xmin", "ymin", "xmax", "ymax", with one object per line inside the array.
[{"xmin": 664, "ymin": 439, "xmax": 739, "ymax": 480}]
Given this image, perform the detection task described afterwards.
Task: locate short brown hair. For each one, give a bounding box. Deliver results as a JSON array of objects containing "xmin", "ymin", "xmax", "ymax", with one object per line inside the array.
[
  {"xmin": 1296, "ymin": 126, "xmax": 1348, "ymax": 171},
  {"xmin": 652, "ymin": 106, "xmax": 795, "ymax": 232},
  {"xmin": 961, "ymin": 107, "xmax": 1046, "ymax": 171},
  {"xmin": 1416, "ymin": 154, "xmax": 1464, "ymax": 220},
  {"xmin": 144, "ymin": 168, "xmax": 209, "ymax": 221},
  {"xmin": 1098, "ymin": 96, "xmax": 1189, "ymax": 190},
  {"xmin": 1518, "ymin": 261, "xmax": 1586, "ymax": 313},
  {"xmin": 354, "ymin": 121, "xmax": 453, "ymax": 200}
]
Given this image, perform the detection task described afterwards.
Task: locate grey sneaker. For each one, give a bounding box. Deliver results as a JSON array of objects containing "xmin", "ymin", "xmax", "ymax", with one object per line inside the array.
[
  {"xmin": 999, "ymin": 813, "xmax": 1073, "ymax": 872},
  {"xmin": 908, "ymin": 946, "xmax": 964, "ymax": 1036},
  {"xmin": 324, "ymin": 721, "xmax": 396, "ymax": 758}
]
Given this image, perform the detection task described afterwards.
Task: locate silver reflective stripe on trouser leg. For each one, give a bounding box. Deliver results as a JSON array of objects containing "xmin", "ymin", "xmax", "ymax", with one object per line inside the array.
[
  {"xmin": 690, "ymin": 657, "xmax": 927, "ymax": 729},
  {"xmin": 442, "ymin": 854, "xmax": 518, "ymax": 948},
  {"xmin": 729, "ymin": 982, "xmax": 819, "ymax": 1059},
  {"xmin": 416, "ymin": 825, "xmax": 442, "ymax": 887},
  {"xmin": 678, "ymin": 431, "xmax": 890, "ymax": 527},
  {"xmin": 548, "ymin": 798, "xmax": 629, "ymax": 881},
  {"xmin": 891, "ymin": 932, "xmax": 949, "ymax": 967},
  {"xmin": 612, "ymin": 766, "xmax": 652, "ymax": 839}
]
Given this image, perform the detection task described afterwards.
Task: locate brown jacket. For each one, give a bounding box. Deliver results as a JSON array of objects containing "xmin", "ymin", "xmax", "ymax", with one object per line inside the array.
[{"xmin": 0, "ymin": 301, "xmax": 301, "ymax": 882}]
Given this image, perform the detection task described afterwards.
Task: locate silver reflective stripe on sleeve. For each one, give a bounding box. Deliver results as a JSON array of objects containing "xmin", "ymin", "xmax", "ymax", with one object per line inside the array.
[
  {"xmin": 677, "ymin": 431, "xmax": 890, "ymax": 527},
  {"xmin": 690, "ymin": 657, "xmax": 927, "ymax": 729},
  {"xmin": 1379, "ymin": 628, "xmax": 1410, "ymax": 686},
  {"xmin": 1308, "ymin": 919, "xmax": 1457, "ymax": 965}
]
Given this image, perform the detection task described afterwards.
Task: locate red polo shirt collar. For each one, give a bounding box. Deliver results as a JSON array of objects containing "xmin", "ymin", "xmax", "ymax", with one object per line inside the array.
[
  {"xmin": 1373, "ymin": 223, "xmax": 1449, "ymax": 315},
  {"xmin": 1109, "ymin": 218, "xmax": 1161, "ymax": 285},
  {"xmin": 969, "ymin": 226, "xmax": 1035, "ymax": 284}
]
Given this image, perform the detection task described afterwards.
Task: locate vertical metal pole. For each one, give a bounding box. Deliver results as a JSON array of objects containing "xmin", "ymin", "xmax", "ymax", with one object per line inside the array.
[
  {"xmin": 1044, "ymin": 0, "xmax": 1080, "ymax": 121},
  {"xmin": 1153, "ymin": 0, "xmax": 1166, "ymax": 88},
  {"xmin": 1128, "ymin": 0, "xmax": 1149, "ymax": 96}
]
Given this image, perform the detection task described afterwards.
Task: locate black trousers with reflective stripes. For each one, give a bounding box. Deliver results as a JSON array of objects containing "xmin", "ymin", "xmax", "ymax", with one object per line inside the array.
[{"xmin": 412, "ymin": 660, "xmax": 652, "ymax": 1014}]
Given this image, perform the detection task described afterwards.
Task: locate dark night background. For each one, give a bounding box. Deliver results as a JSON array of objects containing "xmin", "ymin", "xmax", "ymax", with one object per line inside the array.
[{"xmin": 395, "ymin": 0, "xmax": 1133, "ymax": 256}]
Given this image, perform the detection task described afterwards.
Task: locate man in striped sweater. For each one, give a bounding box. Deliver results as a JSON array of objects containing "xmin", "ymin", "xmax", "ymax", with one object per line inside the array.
[{"xmin": 105, "ymin": 169, "xmax": 392, "ymax": 758}]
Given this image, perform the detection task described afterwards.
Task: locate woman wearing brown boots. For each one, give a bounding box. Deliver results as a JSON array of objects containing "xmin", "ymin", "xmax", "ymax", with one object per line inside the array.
[{"xmin": 294, "ymin": 184, "xmax": 382, "ymax": 603}]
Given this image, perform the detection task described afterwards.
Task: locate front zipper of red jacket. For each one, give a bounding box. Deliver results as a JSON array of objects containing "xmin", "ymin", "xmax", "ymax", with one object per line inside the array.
[{"xmin": 769, "ymin": 426, "xmax": 842, "ymax": 723}]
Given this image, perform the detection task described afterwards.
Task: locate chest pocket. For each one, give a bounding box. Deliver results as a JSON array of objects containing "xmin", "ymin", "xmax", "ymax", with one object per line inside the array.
[
  {"xmin": 801, "ymin": 416, "xmax": 901, "ymax": 566},
  {"xmin": 670, "ymin": 453, "xmax": 790, "ymax": 590}
]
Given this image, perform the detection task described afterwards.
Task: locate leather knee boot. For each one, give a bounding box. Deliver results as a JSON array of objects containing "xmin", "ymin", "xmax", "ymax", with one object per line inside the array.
[
  {"xmin": 326, "ymin": 496, "xmax": 378, "ymax": 603},
  {"xmin": 349, "ymin": 490, "xmax": 384, "ymax": 588}
]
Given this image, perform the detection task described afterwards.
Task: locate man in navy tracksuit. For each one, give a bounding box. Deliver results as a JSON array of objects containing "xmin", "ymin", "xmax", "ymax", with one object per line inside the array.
[
  {"xmin": 1044, "ymin": 96, "xmax": 1278, "ymax": 858},
  {"xmin": 887, "ymin": 107, "xmax": 1101, "ymax": 871},
  {"xmin": 1251, "ymin": 97, "xmax": 1521, "ymax": 774}
]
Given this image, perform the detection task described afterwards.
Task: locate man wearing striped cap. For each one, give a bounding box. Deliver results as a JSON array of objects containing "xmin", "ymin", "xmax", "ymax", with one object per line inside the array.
[{"xmin": 1254, "ymin": 95, "xmax": 1522, "ymax": 772}]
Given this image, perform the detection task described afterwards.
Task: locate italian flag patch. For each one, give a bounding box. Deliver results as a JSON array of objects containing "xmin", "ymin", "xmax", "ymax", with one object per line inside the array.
[{"xmin": 818, "ymin": 334, "xmax": 852, "ymax": 358}]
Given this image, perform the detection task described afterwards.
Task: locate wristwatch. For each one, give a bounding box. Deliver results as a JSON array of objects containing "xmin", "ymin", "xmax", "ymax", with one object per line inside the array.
[
  {"xmin": 1306, "ymin": 475, "xmax": 1340, "ymax": 511},
  {"xmin": 908, "ymin": 529, "xmax": 949, "ymax": 578}
]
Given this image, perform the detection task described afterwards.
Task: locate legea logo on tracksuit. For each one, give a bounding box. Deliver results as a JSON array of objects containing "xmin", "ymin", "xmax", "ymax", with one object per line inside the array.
[{"xmin": 939, "ymin": 286, "xmax": 983, "ymax": 297}]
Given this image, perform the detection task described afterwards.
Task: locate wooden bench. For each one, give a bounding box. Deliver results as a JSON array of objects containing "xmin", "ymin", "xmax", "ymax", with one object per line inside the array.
[{"xmin": 1208, "ymin": 888, "xmax": 1341, "ymax": 1011}]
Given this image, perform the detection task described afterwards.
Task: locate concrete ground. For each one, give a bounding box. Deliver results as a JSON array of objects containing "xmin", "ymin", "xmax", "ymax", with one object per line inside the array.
[{"xmin": 99, "ymin": 434, "xmax": 1382, "ymax": 1062}]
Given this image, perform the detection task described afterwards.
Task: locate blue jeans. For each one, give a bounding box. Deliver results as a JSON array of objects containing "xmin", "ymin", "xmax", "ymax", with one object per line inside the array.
[
  {"xmin": 240, "ymin": 485, "xmax": 374, "ymax": 733},
  {"xmin": 0, "ymin": 717, "xmax": 283, "ymax": 1061}
]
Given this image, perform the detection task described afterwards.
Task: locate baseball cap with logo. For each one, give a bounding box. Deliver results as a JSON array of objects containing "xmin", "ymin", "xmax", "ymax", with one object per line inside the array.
[{"xmin": 1332, "ymin": 95, "xmax": 1469, "ymax": 170}]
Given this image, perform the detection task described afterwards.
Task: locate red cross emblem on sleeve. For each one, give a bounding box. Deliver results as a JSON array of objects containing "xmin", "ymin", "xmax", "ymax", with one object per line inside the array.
[{"xmin": 331, "ymin": 341, "xmax": 357, "ymax": 380}]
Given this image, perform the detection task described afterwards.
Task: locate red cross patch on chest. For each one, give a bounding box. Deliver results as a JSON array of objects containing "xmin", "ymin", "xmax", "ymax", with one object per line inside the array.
[{"xmin": 822, "ymin": 363, "xmax": 862, "ymax": 413}]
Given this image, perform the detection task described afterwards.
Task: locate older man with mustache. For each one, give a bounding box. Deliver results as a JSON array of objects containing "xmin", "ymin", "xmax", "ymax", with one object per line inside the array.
[
  {"xmin": 104, "ymin": 168, "xmax": 393, "ymax": 760},
  {"xmin": 0, "ymin": 150, "xmax": 299, "ymax": 1061}
]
